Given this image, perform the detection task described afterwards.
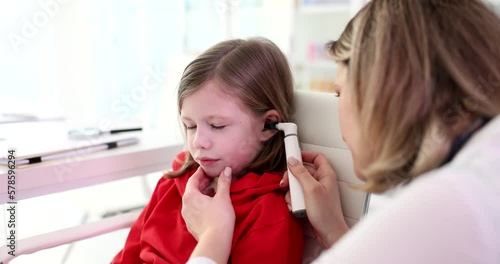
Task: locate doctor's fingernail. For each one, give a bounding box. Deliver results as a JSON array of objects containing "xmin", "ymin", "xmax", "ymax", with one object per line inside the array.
[
  {"xmin": 224, "ymin": 167, "xmax": 232, "ymax": 177},
  {"xmin": 288, "ymin": 157, "xmax": 299, "ymax": 166}
]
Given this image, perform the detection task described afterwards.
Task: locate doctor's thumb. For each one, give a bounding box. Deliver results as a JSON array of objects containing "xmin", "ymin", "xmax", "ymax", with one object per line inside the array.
[
  {"xmin": 215, "ymin": 167, "xmax": 232, "ymax": 198},
  {"xmin": 288, "ymin": 157, "xmax": 315, "ymax": 187}
]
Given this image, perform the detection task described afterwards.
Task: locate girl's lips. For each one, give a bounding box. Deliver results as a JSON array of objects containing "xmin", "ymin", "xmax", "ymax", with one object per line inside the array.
[{"xmin": 198, "ymin": 158, "xmax": 219, "ymax": 167}]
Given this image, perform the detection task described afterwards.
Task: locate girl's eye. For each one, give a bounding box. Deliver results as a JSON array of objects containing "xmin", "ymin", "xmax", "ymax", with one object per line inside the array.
[
  {"xmin": 211, "ymin": 125, "xmax": 225, "ymax": 130},
  {"xmin": 185, "ymin": 125, "xmax": 197, "ymax": 130}
]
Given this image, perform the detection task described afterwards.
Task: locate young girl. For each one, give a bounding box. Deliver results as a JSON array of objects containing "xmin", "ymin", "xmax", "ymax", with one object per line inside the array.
[{"xmin": 112, "ymin": 38, "xmax": 304, "ymax": 264}]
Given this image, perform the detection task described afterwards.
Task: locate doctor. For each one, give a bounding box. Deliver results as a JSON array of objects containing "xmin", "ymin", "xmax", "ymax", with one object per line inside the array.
[{"xmin": 182, "ymin": 0, "xmax": 500, "ymax": 263}]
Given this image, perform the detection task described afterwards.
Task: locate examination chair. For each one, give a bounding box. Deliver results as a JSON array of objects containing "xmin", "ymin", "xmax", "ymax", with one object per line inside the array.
[
  {"xmin": 0, "ymin": 90, "xmax": 369, "ymax": 263},
  {"xmin": 294, "ymin": 89, "xmax": 370, "ymax": 262}
]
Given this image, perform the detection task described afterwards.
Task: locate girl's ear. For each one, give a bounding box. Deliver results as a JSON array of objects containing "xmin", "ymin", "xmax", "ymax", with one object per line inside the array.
[{"xmin": 260, "ymin": 110, "xmax": 281, "ymax": 142}]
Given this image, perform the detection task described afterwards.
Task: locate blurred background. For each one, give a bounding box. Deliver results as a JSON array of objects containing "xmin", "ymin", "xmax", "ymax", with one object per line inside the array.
[
  {"xmin": 0, "ymin": 0, "xmax": 369, "ymax": 129},
  {"xmin": 1, "ymin": 0, "xmax": 500, "ymax": 263}
]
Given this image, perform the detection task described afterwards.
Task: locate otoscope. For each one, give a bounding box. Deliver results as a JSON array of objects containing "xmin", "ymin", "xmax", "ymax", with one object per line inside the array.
[{"xmin": 265, "ymin": 122, "xmax": 306, "ymax": 218}]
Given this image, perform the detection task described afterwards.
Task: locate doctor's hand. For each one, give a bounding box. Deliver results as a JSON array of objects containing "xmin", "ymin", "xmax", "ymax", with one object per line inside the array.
[
  {"xmin": 281, "ymin": 151, "xmax": 349, "ymax": 248},
  {"xmin": 182, "ymin": 166, "xmax": 235, "ymax": 263}
]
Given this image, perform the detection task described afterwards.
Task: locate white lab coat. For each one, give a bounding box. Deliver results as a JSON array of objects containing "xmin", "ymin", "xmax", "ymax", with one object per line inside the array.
[{"xmin": 315, "ymin": 115, "xmax": 500, "ymax": 264}]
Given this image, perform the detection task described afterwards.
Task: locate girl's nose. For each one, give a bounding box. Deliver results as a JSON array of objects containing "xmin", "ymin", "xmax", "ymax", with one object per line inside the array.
[{"xmin": 192, "ymin": 128, "xmax": 211, "ymax": 150}]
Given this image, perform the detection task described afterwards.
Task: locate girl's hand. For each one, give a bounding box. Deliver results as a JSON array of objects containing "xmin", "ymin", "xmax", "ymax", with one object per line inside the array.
[
  {"xmin": 182, "ymin": 166, "xmax": 235, "ymax": 263},
  {"xmin": 281, "ymin": 151, "xmax": 349, "ymax": 247}
]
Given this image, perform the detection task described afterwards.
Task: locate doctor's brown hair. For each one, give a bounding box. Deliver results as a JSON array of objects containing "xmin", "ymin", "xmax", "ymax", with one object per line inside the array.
[
  {"xmin": 328, "ymin": 0, "xmax": 500, "ymax": 193},
  {"xmin": 165, "ymin": 38, "xmax": 294, "ymax": 178}
]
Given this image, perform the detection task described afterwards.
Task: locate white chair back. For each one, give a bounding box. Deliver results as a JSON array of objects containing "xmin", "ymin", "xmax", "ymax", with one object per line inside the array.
[{"xmin": 294, "ymin": 90, "xmax": 370, "ymax": 262}]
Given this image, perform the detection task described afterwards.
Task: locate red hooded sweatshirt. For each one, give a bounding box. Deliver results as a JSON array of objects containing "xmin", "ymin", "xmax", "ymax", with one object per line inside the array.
[{"xmin": 112, "ymin": 153, "xmax": 304, "ymax": 264}]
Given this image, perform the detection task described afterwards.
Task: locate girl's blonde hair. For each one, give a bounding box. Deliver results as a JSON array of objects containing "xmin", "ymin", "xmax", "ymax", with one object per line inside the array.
[
  {"xmin": 328, "ymin": 0, "xmax": 500, "ymax": 193},
  {"xmin": 165, "ymin": 38, "xmax": 294, "ymax": 178}
]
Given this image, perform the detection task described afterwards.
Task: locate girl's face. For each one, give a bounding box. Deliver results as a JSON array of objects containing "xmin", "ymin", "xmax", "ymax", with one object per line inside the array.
[
  {"xmin": 180, "ymin": 81, "xmax": 272, "ymax": 178},
  {"xmin": 335, "ymin": 64, "xmax": 368, "ymax": 181}
]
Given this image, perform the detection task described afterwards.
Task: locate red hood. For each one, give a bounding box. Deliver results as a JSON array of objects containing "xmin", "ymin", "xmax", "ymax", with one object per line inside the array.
[
  {"xmin": 112, "ymin": 152, "xmax": 303, "ymax": 264},
  {"xmin": 175, "ymin": 170, "xmax": 283, "ymax": 205}
]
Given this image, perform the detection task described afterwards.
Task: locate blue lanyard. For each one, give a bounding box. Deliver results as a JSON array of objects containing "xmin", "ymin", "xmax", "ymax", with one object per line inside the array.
[{"xmin": 441, "ymin": 117, "xmax": 490, "ymax": 166}]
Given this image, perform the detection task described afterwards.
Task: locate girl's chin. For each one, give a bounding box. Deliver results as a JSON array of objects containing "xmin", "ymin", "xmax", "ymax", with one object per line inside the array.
[{"xmin": 200, "ymin": 166, "xmax": 223, "ymax": 178}]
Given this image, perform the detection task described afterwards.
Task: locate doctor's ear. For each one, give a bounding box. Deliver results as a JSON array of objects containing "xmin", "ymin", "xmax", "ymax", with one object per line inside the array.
[{"xmin": 260, "ymin": 110, "xmax": 281, "ymax": 142}]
